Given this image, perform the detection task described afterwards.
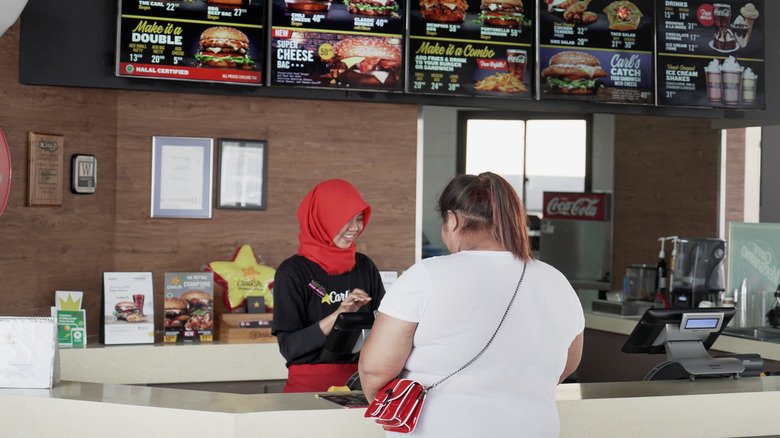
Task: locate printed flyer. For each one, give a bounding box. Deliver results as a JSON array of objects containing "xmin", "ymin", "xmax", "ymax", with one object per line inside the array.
[
  {"xmin": 268, "ymin": 0, "xmax": 404, "ymax": 90},
  {"xmin": 116, "ymin": 0, "xmax": 265, "ymax": 85},
  {"xmin": 538, "ymin": 0, "xmax": 654, "ymax": 104},
  {"xmin": 405, "ymin": 0, "xmax": 534, "ymax": 98},
  {"xmin": 164, "ymin": 272, "xmax": 215, "ymax": 343},
  {"xmin": 656, "ymin": 0, "xmax": 764, "ymax": 109},
  {"xmin": 101, "ymin": 272, "xmax": 155, "ymax": 345}
]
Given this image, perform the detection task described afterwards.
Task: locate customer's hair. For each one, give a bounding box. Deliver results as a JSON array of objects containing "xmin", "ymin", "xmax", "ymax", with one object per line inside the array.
[{"xmin": 437, "ymin": 172, "xmax": 533, "ymax": 261}]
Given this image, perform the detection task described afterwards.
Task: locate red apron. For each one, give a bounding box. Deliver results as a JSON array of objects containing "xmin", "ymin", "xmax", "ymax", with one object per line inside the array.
[{"xmin": 283, "ymin": 363, "xmax": 359, "ymax": 393}]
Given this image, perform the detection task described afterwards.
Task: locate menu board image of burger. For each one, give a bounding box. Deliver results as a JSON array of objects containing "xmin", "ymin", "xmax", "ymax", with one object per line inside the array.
[
  {"xmin": 270, "ymin": 31, "xmax": 403, "ymax": 90},
  {"xmin": 656, "ymin": 1, "xmax": 764, "ymax": 109},
  {"xmin": 268, "ymin": 0, "xmax": 404, "ymax": 90},
  {"xmin": 538, "ymin": 0, "xmax": 654, "ymax": 104},
  {"xmin": 116, "ymin": 0, "xmax": 265, "ymax": 85},
  {"xmin": 406, "ymin": 0, "xmax": 534, "ymax": 97}
]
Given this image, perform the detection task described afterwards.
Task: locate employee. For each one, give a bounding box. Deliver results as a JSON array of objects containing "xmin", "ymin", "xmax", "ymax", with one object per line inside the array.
[{"xmin": 272, "ymin": 179, "xmax": 386, "ymax": 393}]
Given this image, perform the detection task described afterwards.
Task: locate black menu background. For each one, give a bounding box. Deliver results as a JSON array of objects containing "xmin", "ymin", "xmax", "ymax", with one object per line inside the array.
[
  {"xmin": 116, "ymin": 0, "xmax": 265, "ymax": 85},
  {"xmin": 656, "ymin": 0, "xmax": 765, "ymax": 109},
  {"xmin": 268, "ymin": 0, "xmax": 405, "ymax": 91},
  {"xmin": 538, "ymin": 0, "xmax": 655, "ymax": 105},
  {"xmin": 405, "ymin": 0, "xmax": 535, "ymax": 98}
]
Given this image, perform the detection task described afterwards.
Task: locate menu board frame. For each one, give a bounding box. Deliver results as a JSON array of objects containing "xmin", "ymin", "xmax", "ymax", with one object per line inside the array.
[
  {"xmin": 115, "ymin": 0, "xmax": 266, "ymax": 86},
  {"xmin": 106, "ymin": 0, "xmax": 767, "ymax": 113},
  {"xmin": 267, "ymin": 0, "xmax": 405, "ymax": 92},
  {"xmin": 404, "ymin": 0, "xmax": 535, "ymax": 99},
  {"xmin": 655, "ymin": 0, "xmax": 765, "ymax": 110},
  {"xmin": 537, "ymin": 0, "xmax": 655, "ymax": 105}
]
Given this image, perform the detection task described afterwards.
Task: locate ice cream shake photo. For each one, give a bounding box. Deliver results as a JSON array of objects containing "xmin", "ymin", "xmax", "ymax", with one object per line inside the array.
[
  {"xmin": 704, "ymin": 58, "xmax": 722, "ymax": 104},
  {"xmin": 720, "ymin": 56, "xmax": 743, "ymax": 106},
  {"xmin": 742, "ymin": 67, "xmax": 757, "ymax": 103}
]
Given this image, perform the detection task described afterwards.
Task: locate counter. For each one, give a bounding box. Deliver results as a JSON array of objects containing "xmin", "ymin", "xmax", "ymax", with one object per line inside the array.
[
  {"xmin": 58, "ymin": 311, "xmax": 780, "ymax": 385},
  {"xmin": 4, "ymin": 377, "xmax": 780, "ymax": 437}
]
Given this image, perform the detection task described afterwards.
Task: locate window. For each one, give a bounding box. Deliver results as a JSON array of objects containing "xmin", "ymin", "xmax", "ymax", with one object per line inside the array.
[{"xmin": 459, "ymin": 112, "xmax": 590, "ymax": 217}]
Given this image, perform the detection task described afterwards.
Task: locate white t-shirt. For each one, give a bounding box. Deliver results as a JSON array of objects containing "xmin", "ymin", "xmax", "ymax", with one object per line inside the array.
[{"xmin": 378, "ymin": 251, "xmax": 584, "ymax": 438}]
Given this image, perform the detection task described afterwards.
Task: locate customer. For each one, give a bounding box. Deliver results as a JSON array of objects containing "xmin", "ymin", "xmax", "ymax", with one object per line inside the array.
[
  {"xmin": 359, "ymin": 172, "xmax": 584, "ymax": 437},
  {"xmin": 272, "ymin": 179, "xmax": 386, "ymax": 393}
]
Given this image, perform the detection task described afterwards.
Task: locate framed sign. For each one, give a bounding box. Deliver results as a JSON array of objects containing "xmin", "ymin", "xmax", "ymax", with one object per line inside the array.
[
  {"xmin": 27, "ymin": 132, "xmax": 64, "ymax": 207},
  {"xmin": 217, "ymin": 139, "xmax": 267, "ymax": 210},
  {"xmin": 151, "ymin": 136, "xmax": 213, "ymax": 218}
]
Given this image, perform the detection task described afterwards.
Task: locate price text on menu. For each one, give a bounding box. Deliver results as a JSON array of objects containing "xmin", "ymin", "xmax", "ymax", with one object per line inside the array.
[
  {"xmin": 538, "ymin": 0, "xmax": 654, "ymax": 105},
  {"xmin": 405, "ymin": 0, "xmax": 534, "ymax": 98},
  {"xmin": 116, "ymin": 0, "xmax": 265, "ymax": 86},
  {"xmin": 656, "ymin": 0, "xmax": 764, "ymax": 109},
  {"xmin": 268, "ymin": 0, "xmax": 404, "ymax": 91}
]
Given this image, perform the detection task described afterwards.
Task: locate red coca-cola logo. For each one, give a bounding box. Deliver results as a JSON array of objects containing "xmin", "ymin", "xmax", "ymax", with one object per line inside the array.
[{"xmin": 543, "ymin": 193, "xmax": 607, "ymax": 221}]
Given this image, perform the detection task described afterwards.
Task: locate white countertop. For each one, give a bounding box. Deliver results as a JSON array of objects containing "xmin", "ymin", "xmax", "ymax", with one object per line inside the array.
[{"xmin": 4, "ymin": 377, "xmax": 780, "ymax": 437}]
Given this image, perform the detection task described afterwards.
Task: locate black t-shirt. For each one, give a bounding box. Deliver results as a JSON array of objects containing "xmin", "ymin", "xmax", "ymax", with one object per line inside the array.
[{"xmin": 271, "ymin": 253, "xmax": 386, "ymax": 366}]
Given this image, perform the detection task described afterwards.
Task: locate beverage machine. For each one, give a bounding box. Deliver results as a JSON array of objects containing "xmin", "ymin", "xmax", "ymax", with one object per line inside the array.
[
  {"xmin": 538, "ymin": 192, "xmax": 611, "ymax": 293},
  {"xmin": 670, "ymin": 237, "xmax": 727, "ymax": 308}
]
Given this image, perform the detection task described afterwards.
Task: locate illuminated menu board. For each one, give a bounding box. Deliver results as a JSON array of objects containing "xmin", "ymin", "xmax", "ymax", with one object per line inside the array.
[
  {"xmin": 537, "ymin": 0, "xmax": 654, "ymax": 104},
  {"xmin": 116, "ymin": 0, "xmax": 264, "ymax": 85},
  {"xmin": 268, "ymin": 0, "xmax": 404, "ymax": 91},
  {"xmin": 656, "ymin": 0, "xmax": 764, "ymax": 109},
  {"xmin": 405, "ymin": 0, "xmax": 534, "ymax": 98}
]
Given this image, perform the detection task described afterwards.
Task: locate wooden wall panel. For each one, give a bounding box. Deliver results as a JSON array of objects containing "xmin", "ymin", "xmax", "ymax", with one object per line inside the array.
[
  {"xmin": 612, "ymin": 115, "xmax": 720, "ymax": 289},
  {"xmin": 0, "ymin": 22, "xmax": 417, "ymax": 338}
]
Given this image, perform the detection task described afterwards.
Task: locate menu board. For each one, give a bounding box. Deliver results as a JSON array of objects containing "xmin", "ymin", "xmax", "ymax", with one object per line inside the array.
[
  {"xmin": 268, "ymin": 0, "xmax": 404, "ymax": 91},
  {"xmin": 656, "ymin": 1, "xmax": 764, "ymax": 109},
  {"xmin": 405, "ymin": 0, "xmax": 534, "ymax": 98},
  {"xmin": 538, "ymin": 0, "xmax": 654, "ymax": 104},
  {"xmin": 116, "ymin": 0, "xmax": 265, "ymax": 86}
]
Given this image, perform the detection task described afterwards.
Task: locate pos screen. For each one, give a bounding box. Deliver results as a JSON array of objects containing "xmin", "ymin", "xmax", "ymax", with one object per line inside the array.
[{"xmin": 621, "ymin": 307, "xmax": 735, "ymax": 354}]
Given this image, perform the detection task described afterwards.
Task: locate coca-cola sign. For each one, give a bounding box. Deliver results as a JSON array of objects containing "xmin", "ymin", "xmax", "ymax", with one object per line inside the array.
[{"xmin": 542, "ymin": 192, "xmax": 608, "ymax": 221}]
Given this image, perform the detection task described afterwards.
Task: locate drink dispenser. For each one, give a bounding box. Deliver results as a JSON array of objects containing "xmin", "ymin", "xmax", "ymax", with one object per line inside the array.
[{"xmin": 670, "ymin": 237, "xmax": 726, "ymax": 308}]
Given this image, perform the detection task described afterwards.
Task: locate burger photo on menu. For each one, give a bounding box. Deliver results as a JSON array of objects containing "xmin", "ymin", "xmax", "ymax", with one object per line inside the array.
[
  {"xmin": 195, "ymin": 26, "xmax": 255, "ymax": 69},
  {"xmin": 284, "ymin": 0, "xmax": 333, "ymax": 12},
  {"xmin": 419, "ymin": 0, "xmax": 469, "ymax": 23},
  {"xmin": 541, "ymin": 50, "xmax": 607, "ymax": 95},
  {"xmin": 205, "ymin": 0, "xmax": 249, "ymax": 5},
  {"xmin": 325, "ymin": 37, "xmax": 402, "ymax": 88},
  {"xmin": 478, "ymin": 0, "xmax": 526, "ymax": 27},
  {"xmin": 344, "ymin": 0, "xmax": 399, "ymax": 16}
]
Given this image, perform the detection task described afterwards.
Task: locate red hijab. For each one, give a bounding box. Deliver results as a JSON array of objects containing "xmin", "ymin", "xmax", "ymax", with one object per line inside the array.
[{"xmin": 297, "ymin": 179, "xmax": 371, "ymax": 275}]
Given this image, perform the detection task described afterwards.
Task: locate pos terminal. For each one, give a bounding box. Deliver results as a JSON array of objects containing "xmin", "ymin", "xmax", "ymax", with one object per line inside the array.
[{"xmin": 622, "ymin": 307, "xmax": 760, "ymax": 381}]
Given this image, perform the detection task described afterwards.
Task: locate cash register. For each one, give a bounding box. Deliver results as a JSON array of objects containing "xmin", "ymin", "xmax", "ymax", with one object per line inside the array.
[{"xmin": 622, "ymin": 307, "xmax": 761, "ymax": 381}]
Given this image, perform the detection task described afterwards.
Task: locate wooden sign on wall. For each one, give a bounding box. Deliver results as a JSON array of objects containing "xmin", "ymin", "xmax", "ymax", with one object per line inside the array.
[{"xmin": 27, "ymin": 132, "xmax": 63, "ymax": 207}]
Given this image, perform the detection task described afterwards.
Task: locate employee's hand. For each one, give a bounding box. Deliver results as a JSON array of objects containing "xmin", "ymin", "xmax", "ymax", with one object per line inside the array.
[
  {"xmin": 339, "ymin": 288, "xmax": 372, "ymax": 312},
  {"xmin": 319, "ymin": 288, "xmax": 372, "ymax": 336}
]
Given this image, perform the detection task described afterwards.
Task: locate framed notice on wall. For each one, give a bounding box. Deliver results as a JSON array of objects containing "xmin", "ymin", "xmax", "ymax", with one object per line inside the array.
[
  {"xmin": 217, "ymin": 138, "xmax": 267, "ymax": 210},
  {"xmin": 151, "ymin": 136, "xmax": 213, "ymax": 219},
  {"xmin": 27, "ymin": 132, "xmax": 64, "ymax": 207}
]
